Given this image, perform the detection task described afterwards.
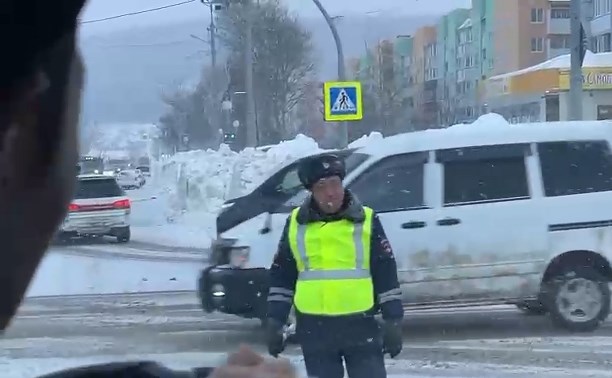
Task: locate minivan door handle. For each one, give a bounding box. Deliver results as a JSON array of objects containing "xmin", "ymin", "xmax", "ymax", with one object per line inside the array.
[
  {"xmin": 401, "ymin": 221, "xmax": 426, "ymax": 229},
  {"xmin": 437, "ymin": 218, "xmax": 461, "ymax": 226}
]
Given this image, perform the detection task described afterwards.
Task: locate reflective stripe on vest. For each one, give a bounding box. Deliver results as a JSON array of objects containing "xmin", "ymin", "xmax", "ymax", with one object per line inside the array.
[{"xmin": 288, "ymin": 206, "xmax": 375, "ymax": 316}]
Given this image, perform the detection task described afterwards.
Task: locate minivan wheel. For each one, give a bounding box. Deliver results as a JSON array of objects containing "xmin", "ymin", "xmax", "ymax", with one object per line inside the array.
[{"xmin": 543, "ymin": 266, "xmax": 610, "ymax": 332}]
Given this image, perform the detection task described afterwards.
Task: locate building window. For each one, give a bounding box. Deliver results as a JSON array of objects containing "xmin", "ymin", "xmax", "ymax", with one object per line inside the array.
[
  {"xmin": 549, "ymin": 34, "xmax": 570, "ymax": 49},
  {"xmin": 594, "ymin": 0, "xmax": 612, "ymax": 17},
  {"xmin": 550, "ymin": 8, "xmax": 570, "ymax": 19},
  {"xmin": 531, "ymin": 8, "xmax": 544, "ymax": 23},
  {"xmin": 531, "ymin": 37, "xmax": 544, "ymax": 52},
  {"xmin": 596, "ymin": 33, "xmax": 612, "ymax": 52}
]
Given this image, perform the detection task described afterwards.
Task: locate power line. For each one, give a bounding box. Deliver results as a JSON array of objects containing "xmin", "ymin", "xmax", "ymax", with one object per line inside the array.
[
  {"xmin": 80, "ymin": 0, "xmax": 197, "ymax": 24},
  {"xmin": 90, "ymin": 40, "xmax": 200, "ymax": 48}
]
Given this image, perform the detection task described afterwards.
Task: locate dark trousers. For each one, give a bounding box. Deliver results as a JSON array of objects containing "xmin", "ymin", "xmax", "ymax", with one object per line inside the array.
[{"xmin": 301, "ymin": 340, "xmax": 387, "ymax": 378}]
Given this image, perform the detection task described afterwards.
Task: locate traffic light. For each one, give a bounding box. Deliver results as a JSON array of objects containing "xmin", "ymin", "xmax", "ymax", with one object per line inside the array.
[{"xmin": 223, "ymin": 132, "xmax": 236, "ymax": 144}]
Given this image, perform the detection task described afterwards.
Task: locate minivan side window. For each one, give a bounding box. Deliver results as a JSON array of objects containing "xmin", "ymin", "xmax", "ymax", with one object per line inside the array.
[
  {"xmin": 538, "ymin": 140, "xmax": 612, "ymax": 196},
  {"xmin": 278, "ymin": 169, "xmax": 302, "ymax": 193},
  {"xmin": 348, "ymin": 153, "xmax": 427, "ymax": 213},
  {"xmin": 439, "ymin": 144, "xmax": 530, "ymax": 206}
]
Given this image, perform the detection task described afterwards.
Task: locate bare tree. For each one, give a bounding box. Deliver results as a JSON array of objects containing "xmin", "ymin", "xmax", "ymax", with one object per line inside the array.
[
  {"xmin": 216, "ymin": 0, "xmax": 315, "ymax": 145},
  {"xmin": 349, "ymin": 41, "xmax": 412, "ymax": 139},
  {"xmin": 158, "ymin": 65, "xmax": 228, "ymax": 152}
]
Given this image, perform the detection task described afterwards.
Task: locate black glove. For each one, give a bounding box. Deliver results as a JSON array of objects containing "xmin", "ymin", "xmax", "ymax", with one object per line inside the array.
[
  {"xmin": 265, "ymin": 318, "xmax": 286, "ymax": 357},
  {"xmin": 382, "ymin": 320, "xmax": 403, "ymax": 358}
]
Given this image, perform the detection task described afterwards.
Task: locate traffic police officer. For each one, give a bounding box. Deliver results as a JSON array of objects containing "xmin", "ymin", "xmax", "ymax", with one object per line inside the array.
[{"xmin": 265, "ymin": 153, "xmax": 404, "ymax": 378}]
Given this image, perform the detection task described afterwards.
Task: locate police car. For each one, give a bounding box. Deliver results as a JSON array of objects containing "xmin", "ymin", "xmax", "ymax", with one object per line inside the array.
[{"xmin": 199, "ymin": 120, "xmax": 612, "ymax": 333}]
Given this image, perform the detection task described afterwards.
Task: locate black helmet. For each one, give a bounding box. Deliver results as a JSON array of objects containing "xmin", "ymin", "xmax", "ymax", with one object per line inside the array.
[{"xmin": 298, "ymin": 153, "xmax": 346, "ymax": 189}]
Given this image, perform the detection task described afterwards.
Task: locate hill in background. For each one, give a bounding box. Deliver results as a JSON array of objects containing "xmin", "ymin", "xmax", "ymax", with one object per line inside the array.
[{"xmin": 80, "ymin": 13, "xmax": 439, "ymax": 126}]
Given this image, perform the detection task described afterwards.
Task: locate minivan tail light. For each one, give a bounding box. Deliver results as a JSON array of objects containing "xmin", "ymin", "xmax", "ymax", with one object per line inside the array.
[
  {"xmin": 113, "ymin": 199, "xmax": 131, "ymax": 209},
  {"xmin": 68, "ymin": 203, "xmax": 80, "ymax": 212}
]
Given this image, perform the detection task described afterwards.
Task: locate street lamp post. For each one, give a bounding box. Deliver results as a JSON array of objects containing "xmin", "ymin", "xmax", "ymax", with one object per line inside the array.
[
  {"xmin": 244, "ymin": 0, "xmax": 257, "ymax": 147},
  {"xmin": 311, "ymin": 0, "xmax": 348, "ymax": 148}
]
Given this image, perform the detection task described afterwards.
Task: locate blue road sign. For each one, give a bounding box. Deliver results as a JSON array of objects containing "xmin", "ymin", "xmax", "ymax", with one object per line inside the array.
[{"xmin": 323, "ymin": 81, "xmax": 363, "ymax": 122}]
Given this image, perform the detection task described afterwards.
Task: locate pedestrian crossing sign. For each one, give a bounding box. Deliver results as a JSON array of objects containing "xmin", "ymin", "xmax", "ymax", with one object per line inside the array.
[{"xmin": 323, "ymin": 81, "xmax": 363, "ymax": 122}]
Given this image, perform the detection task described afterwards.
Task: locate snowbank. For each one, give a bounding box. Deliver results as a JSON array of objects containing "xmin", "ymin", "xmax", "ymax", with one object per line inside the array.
[{"xmin": 155, "ymin": 134, "xmax": 322, "ymax": 220}]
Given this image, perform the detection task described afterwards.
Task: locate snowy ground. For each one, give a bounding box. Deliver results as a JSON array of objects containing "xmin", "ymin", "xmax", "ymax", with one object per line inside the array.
[{"xmin": 5, "ymin": 291, "xmax": 612, "ymax": 377}]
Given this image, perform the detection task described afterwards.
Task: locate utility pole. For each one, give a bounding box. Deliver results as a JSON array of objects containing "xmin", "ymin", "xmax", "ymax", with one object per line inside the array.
[
  {"xmin": 569, "ymin": 0, "xmax": 584, "ymax": 120},
  {"xmin": 244, "ymin": 0, "xmax": 257, "ymax": 147},
  {"xmin": 201, "ymin": 0, "xmax": 218, "ymax": 68},
  {"xmin": 209, "ymin": 3, "xmax": 217, "ymax": 67}
]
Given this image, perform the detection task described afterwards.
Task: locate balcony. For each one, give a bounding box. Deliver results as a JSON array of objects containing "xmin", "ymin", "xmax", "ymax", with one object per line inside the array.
[
  {"xmin": 548, "ymin": 17, "xmax": 570, "ymax": 35},
  {"xmin": 547, "ymin": 38, "xmax": 570, "ymax": 59}
]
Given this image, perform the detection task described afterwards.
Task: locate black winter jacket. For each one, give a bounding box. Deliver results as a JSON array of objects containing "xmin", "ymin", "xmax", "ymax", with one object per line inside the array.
[{"xmin": 267, "ymin": 191, "xmax": 404, "ymax": 347}]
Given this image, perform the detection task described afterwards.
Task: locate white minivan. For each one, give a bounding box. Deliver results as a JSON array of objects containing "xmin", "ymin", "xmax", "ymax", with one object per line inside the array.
[{"xmin": 199, "ymin": 120, "xmax": 612, "ymax": 332}]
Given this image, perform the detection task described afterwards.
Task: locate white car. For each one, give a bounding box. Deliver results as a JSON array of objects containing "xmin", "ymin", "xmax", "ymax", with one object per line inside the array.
[
  {"xmin": 116, "ymin": 169, "xmax": 142, "ymax": 190},
  {"xmin": 59, "ymin": 174, "xmax": 131, "ymax": 243},
  {"xmin": 200, "ymin": 120, "xmax": 612, "ymax": 333},
  {"xmin": 136, "ymin": 165, "xmax": 151, "ymax": 177}
]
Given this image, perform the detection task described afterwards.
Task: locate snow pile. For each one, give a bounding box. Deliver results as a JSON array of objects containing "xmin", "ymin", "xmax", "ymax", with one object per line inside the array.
[
  {"xmin": 158, "ymin": 134, "xmax": 322, "ymax": 218},
  {"xmin": 236, "ymin": 134, "xmax": 322, "ymax": 195},
  {"xmin": 164, "ymin": 144, "xmax": 239, "ymax": 214},
  {"xmin": 349, "ymin": 131, "xmax": 384, "ymax": 148}
]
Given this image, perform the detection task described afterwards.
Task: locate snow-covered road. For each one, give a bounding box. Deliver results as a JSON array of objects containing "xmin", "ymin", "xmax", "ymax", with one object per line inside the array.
[{"xmin": 4, "ymin": 292, "xmax": 612, "ymax": 377}]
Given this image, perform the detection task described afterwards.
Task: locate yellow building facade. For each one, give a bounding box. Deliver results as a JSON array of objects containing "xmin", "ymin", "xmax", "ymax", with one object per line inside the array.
[{"xmin": 485, "ymin": 65, "xmax": 612, "ymax": 122}]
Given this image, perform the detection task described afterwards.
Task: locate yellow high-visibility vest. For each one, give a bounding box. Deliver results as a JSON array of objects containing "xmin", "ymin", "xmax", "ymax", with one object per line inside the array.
[{"xmin": 287, "ymin": 206, "xmax": 375, "ymax": 316}]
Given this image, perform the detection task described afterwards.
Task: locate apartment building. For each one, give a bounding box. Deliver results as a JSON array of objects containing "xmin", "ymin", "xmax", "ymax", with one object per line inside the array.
[
  {"xmin": 344, "ymin": 0, "xmax": 575, "ymax": 130},
  {"xmin": 491, "ymin": 0, "xmax": 571, "ymax": 75},
  {"xmin": 436, "ymin": 8, "xmax": 471, "ymax": 125},
  {"xmin": 394, "ymin": 35, "xmax": 414, "ymax": 130},
  {"xmin": 586, "ymin": 0, "xmax": 612, "ymax": 52},
  {"xmin": 410, "ymin": 26, "xmax": 436, "ymax": 129},
  {"xmin": 456, "ymin": 17, "xmax": 481, "ymax": 122}
]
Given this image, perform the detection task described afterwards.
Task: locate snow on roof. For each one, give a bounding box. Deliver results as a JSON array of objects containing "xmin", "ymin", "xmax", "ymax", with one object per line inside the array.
[
  {"xmin": 490, "ymin": 51, "xmax": 612, "ymax": 80},
  {"xmin": 358, "ymin": 113, "xmax": 612, "ymax": 158}
]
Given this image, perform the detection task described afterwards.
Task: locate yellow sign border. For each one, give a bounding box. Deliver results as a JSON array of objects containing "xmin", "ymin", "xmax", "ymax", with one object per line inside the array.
[{"xmin": 323, "ymin": 81, "xmax": 363, "ymax": 122}]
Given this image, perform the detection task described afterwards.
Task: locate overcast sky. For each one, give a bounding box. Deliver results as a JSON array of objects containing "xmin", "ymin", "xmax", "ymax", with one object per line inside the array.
[{"xmin": 80, "ymin": 0, "xmax": 472, "ymax": 35}]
